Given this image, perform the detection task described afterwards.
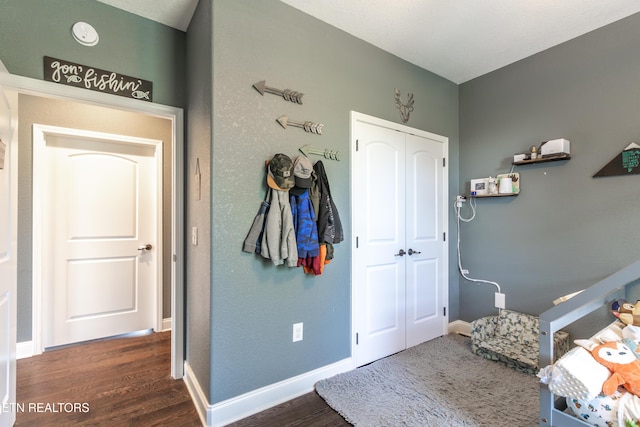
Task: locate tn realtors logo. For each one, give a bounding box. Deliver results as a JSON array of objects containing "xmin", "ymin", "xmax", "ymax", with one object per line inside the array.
[{"xmin": 1, "ymin": 402, "xmax": 90, "ymax": 413}]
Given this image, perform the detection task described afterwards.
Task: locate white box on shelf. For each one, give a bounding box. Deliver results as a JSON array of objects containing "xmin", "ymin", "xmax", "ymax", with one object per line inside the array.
[{"xmin": 540, "ymin": 138, "xmax": 570, "ymax": 157}]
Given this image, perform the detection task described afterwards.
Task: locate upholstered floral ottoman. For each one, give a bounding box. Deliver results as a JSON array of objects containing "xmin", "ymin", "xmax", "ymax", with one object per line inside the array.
[{"xmin": 470, "ymin": 309, "xmax": 570, "ymax": 375}]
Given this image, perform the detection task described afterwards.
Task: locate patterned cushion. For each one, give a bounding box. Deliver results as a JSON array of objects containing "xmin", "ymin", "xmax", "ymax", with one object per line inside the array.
[{"xmin": 470, "ymin": 310, "xmax": 570, "ymax": 375}]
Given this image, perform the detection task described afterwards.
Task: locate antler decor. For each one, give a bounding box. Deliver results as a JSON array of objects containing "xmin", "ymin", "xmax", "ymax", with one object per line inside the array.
[
  {"xmin": 253, "ymin": 80, "xmax": 304, "ymax": 104},
  {"xmin": 276, "ymin": 115, "xmax": 324, "ymax": 135},
  {"xmin": 394, "ymin": 88, "xmax": 414, "ymax": 123}
]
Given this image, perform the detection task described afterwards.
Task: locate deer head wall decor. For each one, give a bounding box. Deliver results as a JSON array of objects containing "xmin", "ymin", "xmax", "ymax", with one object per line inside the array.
[{"xmin": 394, "ymin": 88, "xmax": 414, "ymax": 123}]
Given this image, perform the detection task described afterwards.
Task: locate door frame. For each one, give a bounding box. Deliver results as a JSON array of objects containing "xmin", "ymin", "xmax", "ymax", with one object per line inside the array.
[
  {"xmin": 33, "ymin": 124, "xmax": 163, "ymax": 349},
  {"xmin": 0, "ymin": 72, "xmax": 185, "ymax": 379},
  {"xmin": 350, "ymin": 111, "xmax": 449, "ymax": 364}
]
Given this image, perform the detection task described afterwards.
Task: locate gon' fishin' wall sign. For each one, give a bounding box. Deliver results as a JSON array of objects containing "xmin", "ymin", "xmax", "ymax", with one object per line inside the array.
[{"xmin": 43, "ymin": 56, "xmax": 153, "ymax": 102}]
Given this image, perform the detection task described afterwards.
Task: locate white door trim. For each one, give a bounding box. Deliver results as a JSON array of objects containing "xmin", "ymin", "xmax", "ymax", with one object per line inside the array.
[
  {"xmin": 350, "ymin": 111, "xmax": 449, "ymax": 363},
  {"xmin": 0, "ymin": 73, "xmax": 185, "ymax": 379},
  {"xmin": 33, "ymin": 124, "xmax": 163, "ymax": 348}
]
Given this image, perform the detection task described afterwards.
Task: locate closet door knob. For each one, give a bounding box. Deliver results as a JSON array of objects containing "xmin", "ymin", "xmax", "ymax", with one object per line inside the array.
[
  {"xmin": 394, "ymin": 249, "xmax": 406, "ymax": 257},
  {"xmin": 407, "ymin": 248, "xmax": 421, "ymax": 256}
]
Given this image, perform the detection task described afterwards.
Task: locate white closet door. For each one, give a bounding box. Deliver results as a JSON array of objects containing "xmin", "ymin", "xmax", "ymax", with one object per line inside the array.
[
  {"xmin": 353, "ymin": 121, "xmax": 407, "ymax": 367},
  {"xmin": 405, "ymin": 133, "xmax": 446, "ymax": 348},
  {"xmin": 352, "ymin": 112, "xmax": 448, "ymax": 367}
]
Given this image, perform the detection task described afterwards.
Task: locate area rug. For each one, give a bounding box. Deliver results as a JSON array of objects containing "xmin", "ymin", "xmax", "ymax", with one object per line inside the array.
[{"xmin": 315, "ymin": 334, "xmax": 539, "ymax": 427}]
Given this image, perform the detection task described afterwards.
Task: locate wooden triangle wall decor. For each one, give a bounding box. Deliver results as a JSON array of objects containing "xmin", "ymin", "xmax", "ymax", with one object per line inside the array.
[{"xmin": 593, "ymin": 143, "xmax": 640, "ymax": 177}]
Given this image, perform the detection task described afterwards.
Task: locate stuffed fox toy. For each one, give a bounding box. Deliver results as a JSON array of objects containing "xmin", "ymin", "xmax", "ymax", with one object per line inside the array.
[{"xmin": 576, "ymin": 339, "xmax": 640, "ymax": 397}]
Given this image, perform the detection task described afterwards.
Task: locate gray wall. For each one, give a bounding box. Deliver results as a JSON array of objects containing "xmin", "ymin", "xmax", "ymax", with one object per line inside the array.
[
  {"xmin": 0, "ymin": 0, "xmax": 186, "ymax": 108},
  {"xmin": 458, "ymin": 13, "xmax": 640, "ymax": 324},
  {"xmin": 206, "ymin": 0, "xmax": 458, "ymax": 403},
  {"xmin": 186, "ymin": 0, "xmax": 212, "ymax": 402}
]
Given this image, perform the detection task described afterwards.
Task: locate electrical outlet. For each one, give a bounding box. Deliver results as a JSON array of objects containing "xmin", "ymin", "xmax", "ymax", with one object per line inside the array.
[
  {"xmin": 292, "ymin": 323, "xmax": 303, "ymax": 342},
  {"xmin": 495, "ymin": 292, "xmax": 506, "ymax": 309}
]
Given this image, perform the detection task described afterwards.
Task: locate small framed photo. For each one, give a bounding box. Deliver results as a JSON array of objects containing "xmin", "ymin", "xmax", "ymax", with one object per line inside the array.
[{"xmin": 470, "ymin": 178, "xmax": 488, "ymax": 195}]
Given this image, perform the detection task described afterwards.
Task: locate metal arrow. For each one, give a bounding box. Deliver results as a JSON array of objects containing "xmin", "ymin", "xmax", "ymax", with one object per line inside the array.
[
  {"xmin": 276, "ymin": 115, "xmax": 324, "ymax": 135},
  {"xmin": 299, "ymin": 144, "xmax": 340, "ymax": 161},
  {"xmin": 253, "ymin": 80, "xmax": 304, "ymax": 104}
]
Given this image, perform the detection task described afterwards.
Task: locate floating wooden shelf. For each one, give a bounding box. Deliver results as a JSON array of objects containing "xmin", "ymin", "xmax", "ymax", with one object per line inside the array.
[
  {"xmin": 512, "ymin": 153, "xmax": 570, "ymax": 165},
  {"xmin": 471, "ymin": 193, "xmax": 518, "ymax": 198}
]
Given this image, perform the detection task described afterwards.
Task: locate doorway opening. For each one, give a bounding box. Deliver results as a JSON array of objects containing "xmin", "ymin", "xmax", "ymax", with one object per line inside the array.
[{"xmin": 4, "ymin": 74, "xmax": 184, "ymax": 379}]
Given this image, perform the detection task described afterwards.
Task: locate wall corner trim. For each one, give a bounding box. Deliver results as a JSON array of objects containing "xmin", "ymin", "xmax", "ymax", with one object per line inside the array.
[
  {"xmin": 17, "ymin": 341, "xmax": 34, "ymax": 359},
  {"xmin": 184, "ymin": 357, "xmax": 354, "ymax": 427},
  {"xmin": 448, "ymin": 320, "xmax": 472, "ymax": 336}
]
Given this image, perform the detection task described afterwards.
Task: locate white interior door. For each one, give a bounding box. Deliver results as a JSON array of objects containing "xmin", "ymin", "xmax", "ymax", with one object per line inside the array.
[
  {"xmin": 0, "ymin": 71, "xmax": 16, "ymax": 427},
  {"xmin": 35, "ymin": 125, "xmax": 162, "ymax": 349},
  {"xmin": 405, "ymin": 134, "xmax": 446, "ymax": 348},
  {"xmin": 352, "ymin": 112, "xmax": 448, "ymax": 367},
  {"xmin": 353, "ymin": 122, "xmax": 407, "ymax": 366}
]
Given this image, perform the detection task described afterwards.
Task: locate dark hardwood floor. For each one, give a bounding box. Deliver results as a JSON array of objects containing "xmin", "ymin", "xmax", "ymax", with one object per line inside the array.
[
  {"xmin": 16, "ymin": 331, "xmax": 201, "ymax": 427},
  {"xmin": 16, "ymin": 330, "xmax": 350, "ymax": 426},
  {"xmin": 227, "ymin": 391, "xmax": 350, "ymax": 427}
]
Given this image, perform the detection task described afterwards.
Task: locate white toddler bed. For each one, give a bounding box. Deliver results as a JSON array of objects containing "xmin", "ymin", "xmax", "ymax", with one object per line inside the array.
[{"xmin": 539, "ymin": 260, "xmax": 640, "ymax": 427}]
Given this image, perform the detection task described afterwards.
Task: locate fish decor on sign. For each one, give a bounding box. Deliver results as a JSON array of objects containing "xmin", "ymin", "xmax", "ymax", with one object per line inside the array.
[
  {"xmin": 394, "ymin": 88, "xmax": 414, "ymax": 123},
  {"xmin": 253, "ymin": 80, "xmax": 304, "ymax": 104},
  {"xmin": 276, "ymin": 115, "xmax": 324, "ymax": 135}
]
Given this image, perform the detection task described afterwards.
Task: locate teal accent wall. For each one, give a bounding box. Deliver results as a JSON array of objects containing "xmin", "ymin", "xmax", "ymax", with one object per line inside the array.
[
  {"xmin": 0, "ymin": 0, "xmax": 186, "ymax": 107},
  {"xmin": 459, "ymin": 13, "xmax": 640, "ymax": 325},
  {"xmin": 206, "ymin": 0, "xmax": 458, "ymax": 403}
]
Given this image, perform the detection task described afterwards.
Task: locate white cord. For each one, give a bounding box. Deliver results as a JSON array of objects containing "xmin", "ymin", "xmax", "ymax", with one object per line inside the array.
[{"xmin": 455, "ymin": 199, "xmax": 502, "ymax": 294}]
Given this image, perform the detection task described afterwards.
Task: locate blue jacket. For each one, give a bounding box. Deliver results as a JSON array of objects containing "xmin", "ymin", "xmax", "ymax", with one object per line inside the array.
[{"xmin": 290, "ymin": 189, "xmax": 319, "ymax": 258}]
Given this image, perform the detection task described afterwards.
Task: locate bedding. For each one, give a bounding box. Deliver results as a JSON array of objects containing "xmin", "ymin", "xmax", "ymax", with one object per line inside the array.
[{"xmin": 539, "ymin": 321, "xmax": 640, "ymax": 426}]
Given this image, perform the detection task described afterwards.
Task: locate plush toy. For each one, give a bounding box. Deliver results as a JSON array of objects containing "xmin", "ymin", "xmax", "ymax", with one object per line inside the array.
[
  {"xmin": 612, "ymin": 299, "xmax": 640, "ymax": 327},
  {"xmin": 576, "ymin": 339, "xmax": 640, "ymax": 397}
]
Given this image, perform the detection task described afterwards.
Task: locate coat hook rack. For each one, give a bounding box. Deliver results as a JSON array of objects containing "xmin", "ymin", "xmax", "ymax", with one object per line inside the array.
[
  {"xmin": 276, "ymin": 115, "xmax": 324, "ymax": 135},
  {"xmin": 299, "ymin": 144, "xmax": 340, "ymax": 161},
  {"xmin": 253, "ymin": 80, "xmax": 304, "ymax": 104}
]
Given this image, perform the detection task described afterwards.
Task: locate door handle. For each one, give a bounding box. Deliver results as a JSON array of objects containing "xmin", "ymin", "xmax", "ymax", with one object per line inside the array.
[
  {"xmin": 138, "ymin": 244, "xmax": 153, "ymax": 251},
  {"xmin": 407, "ymin": 248, "xmax": 421, "ymax": 256},
  {"xmin": 394, "ymin": 249, "xmax": 406, "ymax": 257}
]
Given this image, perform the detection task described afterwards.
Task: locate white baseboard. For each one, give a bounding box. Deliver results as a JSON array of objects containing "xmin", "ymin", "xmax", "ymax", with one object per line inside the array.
[
  {"xmin": 162, "ymin": 317, "xmax": 172, "ymax": 332},
  {"xmin": 184, "ymin": 357, "xmax": 354, "ymax": 427},
  {"xmin": 17, "ymin": 341, "xmax": 34, "ymax": 359},
  {"xmin": 448, "ymin": 319, "xmax": 472, "ymax": 336}
]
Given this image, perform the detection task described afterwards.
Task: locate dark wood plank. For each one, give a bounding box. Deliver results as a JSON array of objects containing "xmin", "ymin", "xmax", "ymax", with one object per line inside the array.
[
  {"xmin": 15, "ymin": 331, "xmax": 201, "ymax": 427},
  {"xmin": 227, "ymin": 391, "xmax": 351, "ymax": 427}
]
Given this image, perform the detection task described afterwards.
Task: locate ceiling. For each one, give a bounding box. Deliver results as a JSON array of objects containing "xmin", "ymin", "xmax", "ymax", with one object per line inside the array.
[
  {"xmin": 97, "ymin": 0, "xmax": 198, "ymax": 32},
  {"xmin": 99, "ymin": 0, "xmax": 640, "ymax": 84}
]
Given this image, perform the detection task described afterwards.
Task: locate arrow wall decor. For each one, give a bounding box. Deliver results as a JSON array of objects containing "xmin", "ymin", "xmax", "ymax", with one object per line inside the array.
[
  {"xmin": 299, "ymin": 144, "xmax": 340, "ymax": 161},
  {"xmin": 276, "ymin": 115, "xmax": 324, "ymax": 135},
  {"xmin": 253, "ymin": 80, "xmax": 304, "ymax": 104}
]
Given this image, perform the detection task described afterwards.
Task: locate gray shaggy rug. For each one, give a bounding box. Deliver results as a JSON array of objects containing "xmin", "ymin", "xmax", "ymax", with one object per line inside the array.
[{"xmin": 315, "ymin": 334, "xmax": 538, "ymax": 427}]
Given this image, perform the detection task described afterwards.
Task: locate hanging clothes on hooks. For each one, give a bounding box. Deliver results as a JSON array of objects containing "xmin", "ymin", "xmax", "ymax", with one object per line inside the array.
[
  {"xmin": 259, "ymin": 154, "xmax": 298, "ymax": 267},
  {"xmin": 313, "ymin": 160, "xmax": 344, "ymax": 245}
]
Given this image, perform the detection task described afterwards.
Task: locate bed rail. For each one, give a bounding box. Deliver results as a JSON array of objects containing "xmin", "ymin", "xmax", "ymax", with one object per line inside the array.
[{"xmin": 538, "ymin": 259, "xmax": 640, "ymax": 426}]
